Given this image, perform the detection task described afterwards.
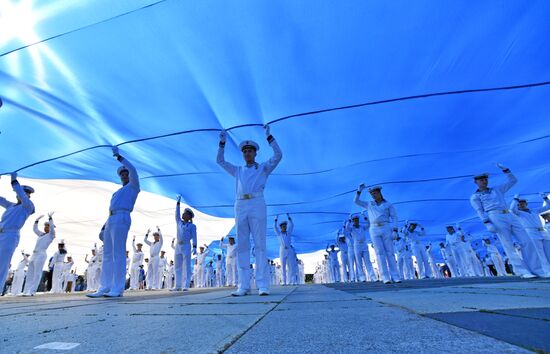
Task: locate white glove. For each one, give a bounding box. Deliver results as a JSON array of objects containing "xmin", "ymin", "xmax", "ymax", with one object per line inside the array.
[
  {"xmin": 112, "ymin": 145, "xmax": 120, "ymax": 157},
  {"xmin": 513, "ymin": 194, "xmax": 520, "ymax": 200},
  {"xmin": 540, "ymin": 192, "xmax": 548, "ymax": 200},
  {"xmin": 10, "ymin": 172, "xmax": 17, "ymax": 181},
  {"xmin": 36, "ymin": 215, "xmax": 44, "ymax": 222},
  {"xmin": 485, "ymin": 222, "xmax": 497, "ymax": 233},
  {"xmin": 264, "ymin": 124, "xmax": 271, "ymax": 137},
  {"xmin": 219, "ymin": 130, "xmax": 227, "ymax": 143},
  {"xmin": 176, "ymin": 194, "xmax": 181, "ymax": 203},
  {"xmin": 48, "ymin": 211, "xmax": 55, "ymax": 218},
  {"xmin": 496, "ymin": 163, "xmax": 508, "ymax": 171},
  {"xmin": 358, "ymin": 183, "xmax": 366, "ymax": 192}
]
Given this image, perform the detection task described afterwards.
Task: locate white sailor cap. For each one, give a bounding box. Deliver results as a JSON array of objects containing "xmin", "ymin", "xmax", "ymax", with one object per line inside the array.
[
  {"xmin": 445, "ymin": 224, "xmax": 455, "ymax": 229},
  {"xmin": 117, "ymin": 166, "xmax": 129, "ymax": 176},
  {"xmin": 22, "ymin": 185, "xmax": 35, "ymax": 194},
  {"xmin": 279, "ymin": 221, "xmax": 288, "ymax": 226},
  {"xmin": 350, "ymin": 213, "xmax": 360, "ymax": 220},
  {"xmin": 473, "ymin": 173, "xmax": 489, "ymax": 180},
  {"xmin": 239, "ymin": 140, "xmax": 259, "ymax": 151},
  {"xmin": 408, "ymin": 221, "xmax": 418, "ymax": 226},
  {"xmin": 58, "ymin": 239, "xmax": 65, "ymax": 245},
  {"xmin": 184, "ymin": 208, "xmax": 195, "ymax": 218},
  {"xmin": 368, "ymin": 185, "xmax": 382, "ymax": 192},
  {"xmin": 517, "ymin": 197, "xmax": 528, "ymax": 203}
]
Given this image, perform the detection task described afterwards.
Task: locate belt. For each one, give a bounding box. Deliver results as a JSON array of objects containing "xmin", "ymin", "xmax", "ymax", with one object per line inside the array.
[
  {"xmin": 371, "ymin": 222, "xmax": 386, "ymax": 227},
  {"xmin": 177, "ymin": 241, "xmax": 184, "ymax": 245},
  {"xmin": 488, "ymin": 209, "xmax": 509, "ymax": 214},
  {"xmin": 151, "ymin": 255, "xmax": 158, "ymax": 258},
  {"xmin": 109, "ymin": 209, "xmax": 131, "ymax": 216},
  {"xmin": 33, "ymin": 249, "xmax": 46, "ymax": 253},
  {"xmin": 237, "ymin": 192, "xmax": 263, "ymax": 200}
]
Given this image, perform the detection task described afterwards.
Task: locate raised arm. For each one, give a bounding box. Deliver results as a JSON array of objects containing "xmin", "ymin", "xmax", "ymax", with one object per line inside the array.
[
  {"xmin": 157, "ymin": 226, "xmax": 164, "ymax": 246},
  {"xmin": 144, "ymin": 231, "xmax": 152, "ymax": 246},
  {"xmin": 354, "ymin": 184, "xmax": 369, "ymax": 208},
  {"xmin": 263, "ymin": 125, "xmax": 283, "ymax": 175},
  {"xmin": 216, "ymin": 130, "xmax": 238, "ymax": 177},
  {"xmin": 132, "ymin": 236, "xmax": 137, "ymax": 252},
  {"xmin": 11, "ymin": 173, "xmax": 34, "ymax": 213},
  {"xmin": 33, "ymin": 215, "xmax": 44, "ymax": 236},
  {"xmin": 495, "ymin": 164, "xmax": 517, "ymax": 193},
  {"xmin": 274, "ymin": 216, "xmax": 281, "ymax": 235},
  {"xmin": 112, "ymin": 146, "xmax": 140, "ymax": 189},
  {"xmin": 287, "ymin": 214, "xmax": 294, "ymax": 235}
]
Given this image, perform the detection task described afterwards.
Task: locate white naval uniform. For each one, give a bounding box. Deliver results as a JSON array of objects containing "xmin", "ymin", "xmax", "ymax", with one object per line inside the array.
[
  {"xmin": 166, "ymin": 264, "xmax": 175, "ymax": 289},
  {"xmin": 426, "ymin": 245, "xmax": 442, "ymax": 279},
  {"xmin": 470, "ymin": 172, "xmax": 543, "ymax": 277},
  {"xmin": 343, "ymin": 225, "xmax": 357, "ymax": 282},
  {"xmin": 274, "ymin": 219, "xmax": 297, "ymax": 285},
  {"xmin": 345, "ymin": 221, "xmax": 376, "ymax": 282},
  {"xmin": 0, "ymin": 180, "xmax": 35, "ymax": 290},
  {"xmin": 336, "ymin": 235, "xmax": 351, "ymax": 282},
  {"xmin": 144, "ymin": 232, "xmax": 163, "ymax": 290},
  {"xmin": 485, "ymin": 243, "xmax": 507, "ymax": 276},
  {"xmin": 215, "ymin": 258, "xmax": 224, "ymax": 287},
  {"xmin": 326, "ymin": 248, "xmax": 340, "ymax": 283},
  {"xmin": 86, "ymin": 252, "xmax": 100, "ymax": 291},
  {"xmin": 10, "ymin": 254, "xmax": 29, "ymax": 295},
  {"xmin": 49, "ymin": 251, "xmax": 66, "ymax": 293},
  {"xmin": 98, "ymin": 156, "xmax": 140, "ymax": 296},
  {"xmin": 196, "ymin": 250, "xmax": 210, "ymax": 288},
  {"xmin": 510, "ymin": 199, "xmax": 550, "ymax": 274},
  {"xmin": 221, "ymin": 242, "xmax": 238, "ymax": 286},
  {"xmin": 402, "ymin": 227, "xmax": 432, "ymax": 279},
  {"xmin": 217, "ymin": 137, "xmax": 282, "ymax": 292},
  {"xmin": 439, "ymin": 245, "xmax": 458, "ymax": 277},
  {"xmin": 130, "ymin": 241, "xmax": 144, "ymax": 290},
  {"xmin": 354, "ymin": 193, "xmax": 401, "ymax": 283},
  {"xmin": 23, "ymin": 219, "xmax": 56, "ymax": 295},
  {"xmin": 62, "ymin": 261, "xmax": 74, "ymax": 291},
  {"xmin": 395, "ymin": 236, "xmax": 415, "ymax": 280},
  {"xmin": 446, "ymin": 231, "xmax": 473, "ymax": 277},
  {"xmin": 158, "ymin": 256, "xmax": 168, "ymax": 288},
  {"xmin": 174, "ymin": 203, "xmax": 197, "ymax": 290}
]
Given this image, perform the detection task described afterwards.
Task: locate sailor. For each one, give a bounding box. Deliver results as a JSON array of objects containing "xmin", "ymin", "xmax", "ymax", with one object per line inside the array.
[
  {"xmin": 172, "ymin": 196, "xmax": 197, "ymax": 291},
  {"xmin": 344, "ymin": 214, "xmax": 377, "ymax": 282},
  {"xmin": 158, "ymin": 250, "xmax": 168, "ymax": 288},
  {"xmin": 88, "ymin": 146, "xmax": 140, "ymax": 298},
  {"xmin": 23, "ymin": 213, "xmax": 55, "ymax": 296},
  {"xmin": 217, "ymin": 125, "xmax": 283, "ymax": 296},
  {"xmin": 196, "ymin": 245, "xmax": 211, "ymax": 288},
  {"xmin": 438, "ymin": 242, "xmax": 458, "ymax": 278},
  {"xmin": 470, "ymin": 165, "xmax": 543, "ymax": 278},
  {"xmin": 220, "ymin": 236, "xmax": 238, "ymax": 287},
  {"xmin": 84, "ymin": 245, "xmax": 100, "ymax": 291},
  {"xmin": 9, "ymin": 252, "xmax": 30, "ymax": 295},
  {"xmin": 326, "ymin": 244, "xmax": 341, "ymax": 282},
  {"xmin": 483, "ymin": 238, "xmax": 507, "ymax": 276},
  {"xmin": 274, "ymin": 214, "xmax": 296, "ymax": 285},
  {"xmin": 354, "ymin": 185, "xmax": 401, "ymax": 283},
  {"xmin": 445, "ymin": 225, "xmax": 473, "ymax": 277},
  {"xmin": 129, "ymin": 236, "xmax": 144, "ymax": 290},
  {"xmin": 402, "ymin": 222, "xmax": 432, "ymax": 279},
  {"xmin": 144, "ymin": 227, "xmax": 163, "ymax": 290},
  {"xmin": 335, "ymin": 230, "xmax": 350, "ymax": 282},
  {"xmin": 0, "ymin": 173, "xmax": 35, "ymax": 290},
  {"xmin": 49, "ymin": 240, "xmax": 68, "ymax": 293},
  {"xmin": 510, "ymin": 194, "xmax": 550, "ymax": 275}
]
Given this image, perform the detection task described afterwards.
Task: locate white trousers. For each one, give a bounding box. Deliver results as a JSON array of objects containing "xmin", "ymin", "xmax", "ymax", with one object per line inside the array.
[
  {"xmin": 130, "ymin": 265, "xmax": 140, "ymax": 289},
  {"xmin": 225, "ymin": 257, "xmax": 237, "ymax": 286},
  {"xmin": 0, "ymin": 232, "xmax": 19, "ymax": 290},
  {"xmin": 235, "ymin": 198, "xmax": 268, "ymax": 291},
  {"xmin": 339, "ymin": 251, "xmax": 350, "ymax": 282},
  {"xmin": 98, "ymin": 212, "xmax": 131, "ymax": 295},
  {"xmin": 10, "ymin": 269, "xmax": 25, "ymax": 295},
  {"xmin": 354, "ymin": 241, "xmax": 376, "ymax": 281},
  {"xmin": 174, "ymin": 246, "xmax": 192, "ymax": 289},
  {"xmin": 370, "ymin": 226, "xmax": 401, "ymax": 282},
  {"xmin": 51, "ymin": 262, "xmax": 65, "ymax": 293},
  {"xmin": 24, "ymin": 251, "xmax": 47, "ymax": 295},
  {"xmin": 489, "ymin": 253, "xmax": 507, "ymax": 276},
  {"xmin": 489, "ymin": 212, "xmax": 543, "ymax": 276},
  {"xmin": 412, "ymin": 243, "xmax": 432, "ymax": 278}
]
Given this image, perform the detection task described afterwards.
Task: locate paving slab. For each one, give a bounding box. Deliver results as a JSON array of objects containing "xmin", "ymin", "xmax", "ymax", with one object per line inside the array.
[
  {"xmin": 426, "ymin": 309, "xmax": 550, "ymax": 353},
  {"xmin": 225, "ymin": 290, "xmax": 528, "ymax": 354}
]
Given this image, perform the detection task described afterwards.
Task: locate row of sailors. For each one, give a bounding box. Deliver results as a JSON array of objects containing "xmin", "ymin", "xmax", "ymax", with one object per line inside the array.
[
  {"xmin": 6, "ymin": 225, "xmax": 305, "ymax": 295},
  {"xmin": 316, "ymin": 166, "xmax": 550, "ymax": 283}
]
